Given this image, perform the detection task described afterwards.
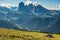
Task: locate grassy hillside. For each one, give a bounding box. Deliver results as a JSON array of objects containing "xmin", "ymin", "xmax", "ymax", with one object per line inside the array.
[{"xmin": 0, "ymin": 28, "xmax": 60, "ymax": 40}]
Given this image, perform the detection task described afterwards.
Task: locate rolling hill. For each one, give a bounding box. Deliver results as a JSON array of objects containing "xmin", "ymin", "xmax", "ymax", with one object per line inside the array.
[{"xmin": 0, "ymin": 28, "xmax": 60, "ymax": 40}]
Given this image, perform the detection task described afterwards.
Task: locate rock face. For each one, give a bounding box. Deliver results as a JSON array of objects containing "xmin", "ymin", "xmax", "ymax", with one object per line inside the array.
[
  {"xmin": 0, "ymin": 6, "xmax": 10, "ymax": 12},
  {"xmin": 18, "ymin": 2, "xmax": 49, "ymax": 13},
  {"xmin": 0, "ymin": 19, "xmax": 20, "ymax": 30},
  {"xmin": 28, "ymin": 16, "xmax": 60, "ymax": 33}
]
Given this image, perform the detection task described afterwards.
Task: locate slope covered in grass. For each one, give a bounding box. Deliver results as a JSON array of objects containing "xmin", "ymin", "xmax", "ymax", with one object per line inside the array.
[{"xmin": 0, "ymin": 28, "xmax": 60, "ymax": 40}]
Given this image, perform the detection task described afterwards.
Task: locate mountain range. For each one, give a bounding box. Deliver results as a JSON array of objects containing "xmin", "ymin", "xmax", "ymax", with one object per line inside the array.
[{"xmin": 0, "ymin": 2, "xmax": 60, "ymax": 33}]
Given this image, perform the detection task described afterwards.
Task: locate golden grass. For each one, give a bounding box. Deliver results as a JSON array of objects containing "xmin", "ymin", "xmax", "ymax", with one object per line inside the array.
[{"xmin": 0, "ymin": 28, "xmax": 60, "ymax": 40}]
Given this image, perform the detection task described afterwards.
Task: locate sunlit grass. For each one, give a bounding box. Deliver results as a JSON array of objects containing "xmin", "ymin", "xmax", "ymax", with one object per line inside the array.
[{"xmin": 0, "ymin": 28, "xmax": 60, "ymax": 40}]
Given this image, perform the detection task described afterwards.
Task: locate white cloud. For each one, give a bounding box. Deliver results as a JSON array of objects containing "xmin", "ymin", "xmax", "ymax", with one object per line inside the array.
[
  {"xmin": 25, "ymin": 0, "xmax": 40, "ymax": 6},
  {"xmin": 25, "ymin": 0, "xmax": 32, "ymax": 5},
  {"xmin": 0, "ymin": 3, "xmax": 16, "ymax": 8},
  {"xmin": 33, "ymin": 2, "xmax": 40, "ymax": 6},
  {"xmin": 25, "ymin": 0, "xmax": 60, "ymax": 10},
  {"xmin": 58, "ymin": 4, "xmax": 60, "ymax": 7},
  {"xmin": 56, "ymin": 4, "xmax": 60, "ymax": 10},
  {"xmin": 42, "ymin": 4, "xmax": 60, "ymax": 10}
]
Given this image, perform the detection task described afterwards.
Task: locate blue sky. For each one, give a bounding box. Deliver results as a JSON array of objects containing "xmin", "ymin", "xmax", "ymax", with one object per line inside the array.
[{"xmin": 0, "ymin": 0, "xmax": 60, "ymax": 10}]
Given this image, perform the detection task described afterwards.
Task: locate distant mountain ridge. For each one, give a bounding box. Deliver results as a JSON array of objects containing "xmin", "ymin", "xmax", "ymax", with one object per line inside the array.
[{"xmin": 0, "ymin": 2, "xmax": 60, "ymax": 33}]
